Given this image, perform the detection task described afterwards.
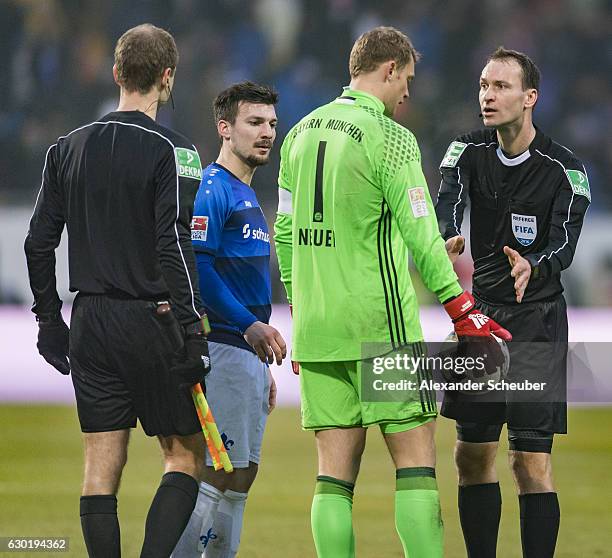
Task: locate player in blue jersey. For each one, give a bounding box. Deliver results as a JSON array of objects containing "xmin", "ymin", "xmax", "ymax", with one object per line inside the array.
[{"xmin": 172, "ymin": 82, "xmax": 285, "ymax": 558}]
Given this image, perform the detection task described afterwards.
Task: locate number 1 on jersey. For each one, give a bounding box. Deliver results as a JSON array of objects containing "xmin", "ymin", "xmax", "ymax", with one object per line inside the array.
[{"xmin": 313, "ymin": 141, "xmax": 327, "ymax": 223}]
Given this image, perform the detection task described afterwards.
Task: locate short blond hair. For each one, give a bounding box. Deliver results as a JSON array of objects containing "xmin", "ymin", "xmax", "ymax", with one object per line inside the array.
[{"xmin": 349, "ymin": 26, "xmax": 419, "ymax": 78}]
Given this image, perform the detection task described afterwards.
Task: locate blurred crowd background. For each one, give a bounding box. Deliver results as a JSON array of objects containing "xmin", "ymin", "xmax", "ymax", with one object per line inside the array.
[{"xmin": 0, "ymin": 0, "xmax": 610, "ymax": 306}]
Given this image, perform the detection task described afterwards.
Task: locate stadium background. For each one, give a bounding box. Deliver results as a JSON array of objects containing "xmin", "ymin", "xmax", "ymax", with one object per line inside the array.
[{"xmin": 1, "ymin": 0, "xmax": 610, "ymax": 556}]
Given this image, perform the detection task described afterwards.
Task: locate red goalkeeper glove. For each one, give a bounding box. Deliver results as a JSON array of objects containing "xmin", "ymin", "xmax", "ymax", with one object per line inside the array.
[
  {"xmin": 444, "ymin": 291, "xmax": 512, "ymax": 341},
  {"xmin": 289, "ymin": 304, "xmax": 300, "ymax": 375}
]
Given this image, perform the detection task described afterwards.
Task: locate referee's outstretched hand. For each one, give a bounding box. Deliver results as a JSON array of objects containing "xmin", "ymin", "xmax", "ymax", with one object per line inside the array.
[
  {"xmin": 503, "ymin": 245, "xmax": 532, "ymax": 303},
  {"xmin": 171, "ymin": 333, "xmax": 211, "ymax": 389},
  {"xmin": 244, "ymin": 321, "xmax": 287, "ymax": 365},
  {"xmin": 37, "ymin": 317, "xmax": 70, "ymax": 375},
  {"xmin": 445, "ymin": 235, "xmax": 465, "ymax": 264}
]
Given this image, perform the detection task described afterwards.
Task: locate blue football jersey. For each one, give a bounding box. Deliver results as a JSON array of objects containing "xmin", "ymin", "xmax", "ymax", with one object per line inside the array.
[{"xmin": 191, "ymin": 163, "xmax": 271, "ymax": 350}]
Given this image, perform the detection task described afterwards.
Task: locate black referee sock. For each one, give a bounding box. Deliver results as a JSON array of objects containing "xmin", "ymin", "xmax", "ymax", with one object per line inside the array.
[
  {"xmin": 458, "ymin": 483, "xmax": 501, "ymax": 558},
  {"xmin": 519, "ymin": 492, "xmax": 560, "ymax": 558},
  {"xmin": 140, "ymin": 471, "xmax": 198, "ymax": 558},
  {"xmin": 80, "ymin": 495, "xmax": 120, "ymax": 558}
]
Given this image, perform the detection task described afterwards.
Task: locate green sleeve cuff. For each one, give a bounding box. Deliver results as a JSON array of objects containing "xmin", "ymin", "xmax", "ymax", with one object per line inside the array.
[{"xmin": 436, "ymin": 282, "xmax": 463, "ymax": 304}]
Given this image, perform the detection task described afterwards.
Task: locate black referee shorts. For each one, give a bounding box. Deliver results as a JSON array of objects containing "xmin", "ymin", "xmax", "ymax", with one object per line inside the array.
[
  {"xmin": 69, "ymin": 294, "xmax": 200, "ymax": 437},
  {"xmin": 441, "ymin": 294, "xmax": 568, "ymax": 437}
]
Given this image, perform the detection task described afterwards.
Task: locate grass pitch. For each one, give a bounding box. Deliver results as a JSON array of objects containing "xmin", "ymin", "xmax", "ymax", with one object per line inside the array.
[{"xmin": 1, "ymin": 405, "xmax": 611, "ymax": 557}]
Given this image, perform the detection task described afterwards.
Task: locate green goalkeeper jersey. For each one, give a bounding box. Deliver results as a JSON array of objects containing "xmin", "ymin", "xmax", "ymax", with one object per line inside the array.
[{"xmin": 274, "ymin": 88, "xmax": 462, "ymax": 362}]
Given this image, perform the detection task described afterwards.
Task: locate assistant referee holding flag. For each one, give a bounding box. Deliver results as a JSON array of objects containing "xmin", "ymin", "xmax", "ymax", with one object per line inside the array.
[{"xmin": 25, "ymin": 24, "xmax": 211, "ymax": 558}]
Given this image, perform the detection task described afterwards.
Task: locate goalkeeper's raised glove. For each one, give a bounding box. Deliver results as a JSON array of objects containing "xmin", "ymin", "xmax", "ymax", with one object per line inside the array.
[
  {"xmin": 37, "ymin": 315, "xmax": 70, "ymax": 375},
  {"xmin": 444, "ymin": 291, "xmax": 512, "ymax": 341}
]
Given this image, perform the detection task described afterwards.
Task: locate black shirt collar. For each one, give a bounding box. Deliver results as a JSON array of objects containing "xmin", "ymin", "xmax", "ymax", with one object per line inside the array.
[{"xmin": 102, "ymin": 110, "xmax": 156, "ymax": 124}]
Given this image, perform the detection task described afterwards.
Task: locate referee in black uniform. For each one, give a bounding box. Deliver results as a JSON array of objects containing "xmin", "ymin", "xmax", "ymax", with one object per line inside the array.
[
  {"xmin": 436, "ymin": 48, "xmax": 590, "ymax": 558},
  {"xmin": 25, "ymin": 25, "xmax": 211, "ymax": 558}
]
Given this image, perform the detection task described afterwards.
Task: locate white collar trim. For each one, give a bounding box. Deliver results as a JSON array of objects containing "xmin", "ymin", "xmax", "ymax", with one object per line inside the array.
[
  {"xmin": 335, "ymin": 97, "xmax": 356, "ymax": 105},
  {"xmin": 496, "ymin": 146, "xmax": 531, "ymax": 166}
]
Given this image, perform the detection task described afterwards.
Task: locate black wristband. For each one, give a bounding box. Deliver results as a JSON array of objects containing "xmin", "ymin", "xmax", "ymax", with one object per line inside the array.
[{"xmin": 36, "ymin": 313, "xmax": 63, "ymax": 324}]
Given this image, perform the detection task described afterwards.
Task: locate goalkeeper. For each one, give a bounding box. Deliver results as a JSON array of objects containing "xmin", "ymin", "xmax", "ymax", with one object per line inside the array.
[{"xmin": 274, "ymin": 26, "xmax": 510, "ymax": 558}]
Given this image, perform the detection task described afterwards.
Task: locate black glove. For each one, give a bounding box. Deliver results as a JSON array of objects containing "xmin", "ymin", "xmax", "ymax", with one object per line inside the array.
[
  {"xmin": 170, "ymin": 333, "xmax": 211, "ymax": 389},
  {"xmin": 37, "ymin": 317, "xmax": 70, "ymax": 375}
]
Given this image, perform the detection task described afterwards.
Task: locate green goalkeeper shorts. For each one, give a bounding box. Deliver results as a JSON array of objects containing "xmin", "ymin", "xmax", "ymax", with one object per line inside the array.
[{"xmin": 299, "ymin": 357, "xmax": 437, "ymax": 432}]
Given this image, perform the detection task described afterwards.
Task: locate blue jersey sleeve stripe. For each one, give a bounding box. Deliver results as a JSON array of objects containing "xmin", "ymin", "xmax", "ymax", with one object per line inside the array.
[
  {"xmin": 213, "ymin": 256, "xmax": 271, "ymax": 306},
  {"xmin": 224, "ymin": 206, "xmax": 268, "ymax": 229}
]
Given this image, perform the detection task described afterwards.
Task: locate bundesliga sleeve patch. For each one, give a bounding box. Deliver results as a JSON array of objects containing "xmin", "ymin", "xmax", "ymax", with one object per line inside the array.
[
  {"xmin": 191, "ymin": 216, "xmax": 208, "ymax": 241},
  {"xmin": 440, "ymin": 141, "xmax": 467, "ymax": 168},
  {"xmin": 408, "ymin": 187, "xmax": 429, "ymax": 218},
  {"xmin": 565, "ymin": 169, "xmax": 591, "ymax": 201},
  {"xmin": 175, "ymin": 147, "xmax": 202, "ymax": 180}
]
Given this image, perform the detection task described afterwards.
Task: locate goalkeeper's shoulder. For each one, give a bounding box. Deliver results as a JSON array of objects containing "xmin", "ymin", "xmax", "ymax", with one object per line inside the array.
[
  {"xmin": 371, "ymin": 110, "xmax": 421, "ymax": 166},
  {"xmin": 282, "ymin": 104, "xmax": 331, "ymax": 143}
]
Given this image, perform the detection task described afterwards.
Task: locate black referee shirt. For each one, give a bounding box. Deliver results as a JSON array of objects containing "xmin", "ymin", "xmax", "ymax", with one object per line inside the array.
[
  {"xmin": 435, "ymin": 127, "xmax": 590, "ymax": 305},
  {"xmin": 25, "ymin": 110, "xmax": 205, "ymax": 325}
]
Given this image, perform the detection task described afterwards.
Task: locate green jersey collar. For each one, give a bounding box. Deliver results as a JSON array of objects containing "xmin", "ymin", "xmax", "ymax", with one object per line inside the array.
[{"xmin": 339, "ymin": 87, "xmax": 385, "ymax": 114}]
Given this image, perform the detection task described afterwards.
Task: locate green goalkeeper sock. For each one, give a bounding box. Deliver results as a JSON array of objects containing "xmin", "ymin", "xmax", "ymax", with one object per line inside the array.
[
  {"xmin": 395, "ymin": 467, "xmax": 444, "ymax": 558},
  {"xmin": 311, "ymin": 476, "xmax": 355, "ymax": 558}
]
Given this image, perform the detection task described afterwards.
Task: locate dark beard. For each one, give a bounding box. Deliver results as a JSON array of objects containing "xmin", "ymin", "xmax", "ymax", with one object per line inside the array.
[{"xmin": 244, "ymin": 153, "xmax": 270, "ymax": 168}]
